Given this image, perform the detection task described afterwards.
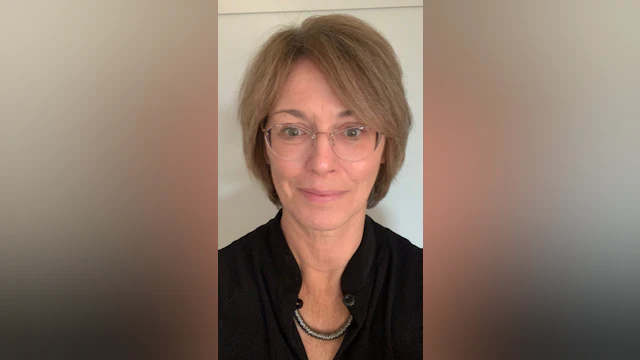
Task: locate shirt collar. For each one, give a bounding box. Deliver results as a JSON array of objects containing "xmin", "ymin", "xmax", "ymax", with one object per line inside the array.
[{"xmin": 265, "ymin": 209, "xmax": 383, "ymax": 329}]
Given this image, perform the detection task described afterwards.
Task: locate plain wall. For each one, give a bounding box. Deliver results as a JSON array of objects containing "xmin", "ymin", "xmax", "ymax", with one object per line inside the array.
[{"xmin": 218, "ymin": 3, "xmax": 423, "ymax": 249}]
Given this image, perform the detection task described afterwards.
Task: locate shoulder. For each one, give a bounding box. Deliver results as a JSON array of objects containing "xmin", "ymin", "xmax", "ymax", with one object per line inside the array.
[
  {"xmin": 368, "ymin": 218, "xmax": 422, "ymax": 308},
  {"xmin": 219, "ymin": 221, "xmax": 269, "ymax": 270},
  {"xmin": 218, "ymin": 222, "xmax": 274, "ymax": 354},
  {"xmin": 369, "ymin": 219, "xmax": 423, "ymax": 356},
  {"xmin": 219, "ymin": 223, "xmax": 267, "ymax": 264},
  {"xmin": 218, "ymin": 222, "xmax": 271, "ymax": 296},
  {"xmin": 381, "ymin": 223, "xmax": 422, "ymax": 295},
  {"xmin": 370, "ymin": 219, "xmax": 423, "ymax": 273}
]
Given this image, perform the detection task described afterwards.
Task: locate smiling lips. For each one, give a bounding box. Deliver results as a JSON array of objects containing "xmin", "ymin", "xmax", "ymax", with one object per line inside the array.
[{"xmin": 298, "ymin": 188, "xmax": 347, "ymax": 202}]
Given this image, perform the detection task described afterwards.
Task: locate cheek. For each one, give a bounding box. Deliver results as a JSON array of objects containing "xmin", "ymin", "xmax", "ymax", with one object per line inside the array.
[
  {"xmin": 346, "ymin": 162, "xmax": 382, "ymax": 189},
  {"xmin": 270, "ymin": 160, "xmax": 303, "ymax": 190}
]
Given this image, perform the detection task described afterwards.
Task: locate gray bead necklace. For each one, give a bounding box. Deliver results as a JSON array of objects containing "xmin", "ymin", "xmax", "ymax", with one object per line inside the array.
[{"xmin": 293, "ymin": 298, "xmax": 353, "ymax": 341}]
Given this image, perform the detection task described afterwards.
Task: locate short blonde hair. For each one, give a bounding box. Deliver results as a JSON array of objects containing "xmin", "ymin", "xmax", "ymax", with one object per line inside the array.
[{"xmin": 238, "ymin": 14, "xmax": 412, "ymax": 208}]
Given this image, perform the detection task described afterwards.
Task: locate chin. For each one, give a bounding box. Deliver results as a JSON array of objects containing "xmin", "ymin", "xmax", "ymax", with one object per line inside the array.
[
  {"xmin": 298, "ymin": 207, "xmax": 342, "ymax": 231},
  {"xmin": 288, "ymin": 200, "xmax": 359, "ymax": 232}
]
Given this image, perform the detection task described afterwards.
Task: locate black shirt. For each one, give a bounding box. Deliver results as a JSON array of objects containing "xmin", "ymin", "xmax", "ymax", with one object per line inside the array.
[{"xmin": 218, "ymin": 210, "xmax": 423, "ymax": 359}]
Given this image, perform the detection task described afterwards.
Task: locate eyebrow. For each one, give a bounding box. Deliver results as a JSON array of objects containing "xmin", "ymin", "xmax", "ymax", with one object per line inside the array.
[
  {"xmin": 271, "ymin": 109, "xmax": 306, "ymax": 119},
  {"xmin": 271, "ymin": 109, "xmax": 353, "ymax": 119},
  {"xmin": 338, "ymin": 110, "xmax": 353, "ymax": 117}
]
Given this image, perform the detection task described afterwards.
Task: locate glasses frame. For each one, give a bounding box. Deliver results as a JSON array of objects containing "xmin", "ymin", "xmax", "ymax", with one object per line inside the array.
[{"xmin": 261, "ymin": 123, "xmax": 382, "ymax": 162}]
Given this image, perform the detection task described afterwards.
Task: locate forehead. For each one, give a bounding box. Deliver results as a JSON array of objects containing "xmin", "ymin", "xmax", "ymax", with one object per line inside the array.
[{"xmin": 273, "ymin": 59, "xmax": 346, "ymax": 111}]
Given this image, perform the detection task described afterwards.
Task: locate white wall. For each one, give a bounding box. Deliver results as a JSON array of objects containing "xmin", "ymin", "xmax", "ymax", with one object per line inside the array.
[
  {"xmin": 219, "ymin": 0, "xmax": 423, "ymax": 14},
  {"xmin": 218, "ymin": 3, "xmax": 423, "ymax": 249}
]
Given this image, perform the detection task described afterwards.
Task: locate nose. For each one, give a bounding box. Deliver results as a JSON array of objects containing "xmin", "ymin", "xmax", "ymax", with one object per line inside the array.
[{"xmin": 306, "ymin": 133, "xmax": 337, "ymax": 175}]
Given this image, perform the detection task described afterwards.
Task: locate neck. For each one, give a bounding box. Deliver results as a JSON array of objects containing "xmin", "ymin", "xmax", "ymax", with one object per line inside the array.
[{"xmin": 281, "ymin": 208, "xmax": 366, "ymax": 295}]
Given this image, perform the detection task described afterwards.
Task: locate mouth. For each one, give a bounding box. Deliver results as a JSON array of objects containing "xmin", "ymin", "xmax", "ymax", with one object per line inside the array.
[{"xmin": 298, "ymin": 188, "xmax": 348, "ymax": 203}]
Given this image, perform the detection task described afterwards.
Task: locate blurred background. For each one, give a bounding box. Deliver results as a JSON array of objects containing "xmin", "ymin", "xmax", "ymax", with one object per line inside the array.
[
  {"xmin": 1, "ymin": 0, "xmax": 638, "ymax": 359},
  {"xmin": 424, "ymin": 1, "xmax": 640, "ymax": 358},
  {"xmin": 1, "ymin": 1, "xmax": 218, "ymax": 359}
]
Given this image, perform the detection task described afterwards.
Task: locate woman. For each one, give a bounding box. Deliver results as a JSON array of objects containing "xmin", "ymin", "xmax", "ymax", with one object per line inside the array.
[{"xmin": 219, "ymin": 14, "xmax": 422, "ymax": 359}]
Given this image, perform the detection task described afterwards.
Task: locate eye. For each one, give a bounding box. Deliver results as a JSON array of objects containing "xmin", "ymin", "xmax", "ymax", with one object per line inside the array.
[
  {"xmin": 342, "ymin": 127, "xmax": 364, "ymax": 138},
  {"xmin": 280, "ymin": 126, "xmax": 307, "ymax": 137}
]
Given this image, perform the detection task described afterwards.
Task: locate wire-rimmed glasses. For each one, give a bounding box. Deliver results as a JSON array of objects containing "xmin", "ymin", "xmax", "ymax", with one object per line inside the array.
[{"xmin": 262, "ymin": 123, "xmax": 382, "ymax": 162}]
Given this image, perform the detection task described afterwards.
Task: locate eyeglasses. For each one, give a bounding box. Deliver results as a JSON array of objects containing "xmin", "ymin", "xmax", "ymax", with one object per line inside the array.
[{"xmin": 262, "ymin": 123, "xmax": 382, "ymax": 162}]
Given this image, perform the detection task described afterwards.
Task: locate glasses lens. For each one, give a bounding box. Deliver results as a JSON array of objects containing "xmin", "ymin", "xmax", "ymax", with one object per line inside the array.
[
  {"xmin": 267, "ymin": 125, "xmax": 313, "ymax": 161},
  {"xmin": 332, "ymin": 126, "xmax": 378, "ymax": 161},
  {"xmin": 266, "ymin": 124, "xmax": 379, "ymax": 162}
]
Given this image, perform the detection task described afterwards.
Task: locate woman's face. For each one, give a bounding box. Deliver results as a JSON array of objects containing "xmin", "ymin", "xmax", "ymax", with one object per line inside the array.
[{"xmin": 265, "ymin": 59, "xmax": 385, "ymax": 231}]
